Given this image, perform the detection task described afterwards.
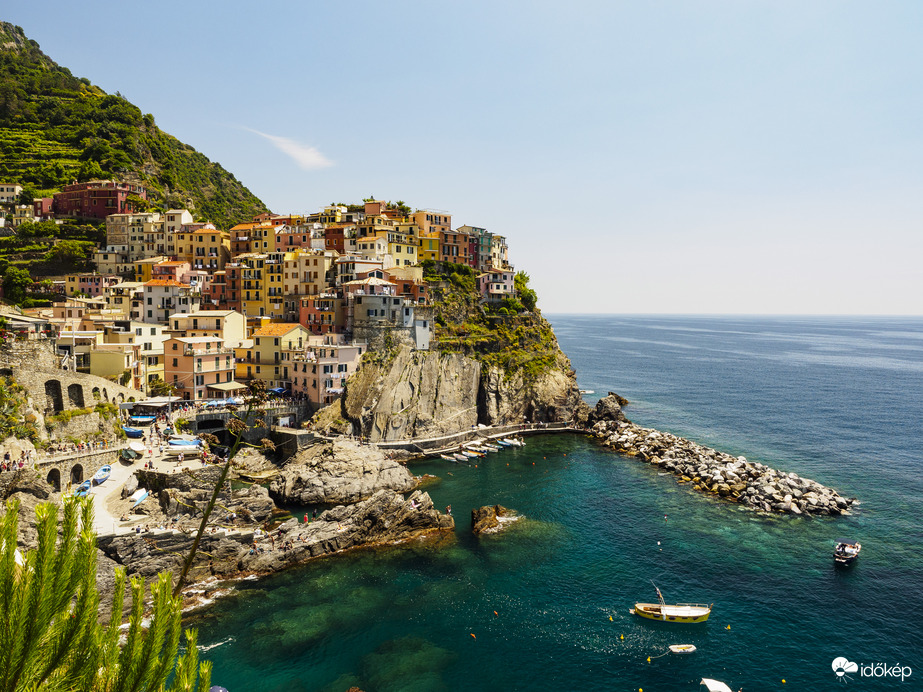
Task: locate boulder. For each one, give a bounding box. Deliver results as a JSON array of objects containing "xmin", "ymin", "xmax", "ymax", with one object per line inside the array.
[
  {"xmin": 471, "ymin": 504, "xmax": 519, "ymax": 535},
  {"xmin": 269, "ymin": 439, "xmax": 416, "ymax": 505}
]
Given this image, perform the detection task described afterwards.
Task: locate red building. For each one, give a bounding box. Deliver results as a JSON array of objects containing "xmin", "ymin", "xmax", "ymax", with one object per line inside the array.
[{"xmin": 52, "ymin": 181, "xmax": 147, "ymax": 220}]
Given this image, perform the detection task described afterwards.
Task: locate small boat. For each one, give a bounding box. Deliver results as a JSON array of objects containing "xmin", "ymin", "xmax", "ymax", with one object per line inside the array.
[
  {"xmin": 168, "ymin": 438, "xmax": 201, "ymax": 447},
  {"xmin": 122, "ymin": 427, "xmax": 144, "ymax": 438},
  {"xmin": 129, "ymin": 415, "xmax": 156, "ymax": 425},
  {"xmin": 73, "ymin": 480, "xmax": 91, "ymax": 497},
  {"xmin": 120, "ymin": 448, "xmax": 140, "ymax": 465},
  {"xmin": 129, "ymin": 441, "xmax": 146, "ymax": 453},
  {"xmin": 462, "ymin": 450, "xmax": 483, "ymax": 458},
  {"xmin": 700, "ymin": 679, "xmax": 733, "ymax": 692},
  {"xmin": 506, "ymin": 437, "xmax": 524, "ymax": 447},
  {"xmin": 834, "ymin": 539, "xmax": 861, "ymax": 565},
  {"xmin": 92, "ymin": 465, "xmax": 111, "ymax": 486},
  {"xmin": 440, "ymin": 454, "xmax": 457, "ymax": 462},
  {"xmin": 631, "ymin": 583, "xmax": 712, "ymax": 623},
  {"xmin": 495, "ymin": 439, "xmax": 514, "ymax": 447},
  {"xmin": 453, "ymin": 453, "xmax": 468, "ymax": 462},
  {"xmin": 164, "ymin": 446, "xmax": 201, "ymax": 457},
  {"xmin": 669, "ymin": 644, "xmax": 697, "ymax": 654},
  {"xmin": 131, "ymin": 490, "xmax": 149, "ymax": 509}
]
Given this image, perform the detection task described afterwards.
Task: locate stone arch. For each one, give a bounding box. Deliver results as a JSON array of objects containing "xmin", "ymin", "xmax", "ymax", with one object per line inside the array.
[
  {"xmin": 0, "ymin": 368, "xmax": 12, "ymax": 378},
  {"xmin": 92, "ymin": 386, "xmax": 101, "ymax": 400},
  {"xmin": 117, "ymin": 393, "xmax": 125, "ymax": 403},
  {"xmin": 67, "ymin": 383, "xmax": 85, "ymax": 408},
  {"xmin": 128, "ymin": 396, "xmax": 136, "ymax": 402},
  {"xmin": 102, "ymin": 388, "xmax": 109, "ymax": 402},
  {"xmin": 44, "ymin": 379, "xmax": 64, "ymax": 413},
  {"xmin": 46, "ymin": 468, "xmax": 61, "ymax": 492},
  {"xmin": 70, "ymin": 464, "xmax": 84, "ymax": 484}
]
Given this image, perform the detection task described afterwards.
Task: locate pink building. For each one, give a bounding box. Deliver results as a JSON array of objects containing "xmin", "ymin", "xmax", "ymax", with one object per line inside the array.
[
  {"xmin": 291, "ymin": 337, "xmax": 364, "ymax": 408},
  {"xmin": 163, "ymin": 336, "xmax": 237, "ymax": 401},
  {"xmin": 53, "ymin": 180, "xmax": 147, "ymax": 220}
]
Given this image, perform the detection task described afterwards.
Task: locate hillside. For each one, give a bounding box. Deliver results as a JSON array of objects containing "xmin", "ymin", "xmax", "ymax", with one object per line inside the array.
[{"xmin": 0, "ymin": 22, "xmax": 268, "ymax": 228}]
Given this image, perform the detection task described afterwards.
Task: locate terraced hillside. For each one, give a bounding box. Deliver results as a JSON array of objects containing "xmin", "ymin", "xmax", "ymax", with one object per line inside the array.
[{"xmin": 0, "ymin": 22, "xmax": 268, "ymax": 228}]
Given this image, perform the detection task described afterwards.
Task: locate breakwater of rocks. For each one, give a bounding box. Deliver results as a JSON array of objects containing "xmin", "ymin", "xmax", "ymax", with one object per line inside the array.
[{"xmin": 588, "ymin": 395, "xmax": 856, "ymax": 516}]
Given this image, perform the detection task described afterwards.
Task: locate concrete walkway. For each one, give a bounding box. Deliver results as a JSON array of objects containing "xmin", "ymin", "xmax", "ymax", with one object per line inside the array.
[{"xmin": 88, "ymin": 445, "xmax": 212, "ymax": 538}]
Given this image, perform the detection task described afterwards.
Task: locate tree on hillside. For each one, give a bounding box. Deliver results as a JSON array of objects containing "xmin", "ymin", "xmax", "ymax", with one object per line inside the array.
[
  {"xmin": 515, "ymin": 271, "xmax": 538, "ymax": 312},
  {"xmin": 0, "ymin": 497, "xmax": 212, "ymax": 691},
  {"xmin": 147, "ymin": 377, "xmax": 175, "ymax": 398},
  {"xmin": 44, "ymin": 239, "xmax": 93, "ymax": 269},
  {"xmin": 2, "ymin": 267, "xmax": 32, "ymax": 304}
]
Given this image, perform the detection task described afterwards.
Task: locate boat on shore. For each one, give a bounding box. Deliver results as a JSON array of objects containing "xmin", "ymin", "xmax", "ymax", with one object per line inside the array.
[
  {"xmin": 92, "ymin": 465, "xmax": 111, "ymax": 486},
  {"xmin": 122, "ymin": 426, "xmax": 144, "ymax": 438},
  {"xmin": 73, "ymin": 480, "xmax": 91, "ymax": 497},
  {"xmin": 834, "ymin": 539, "xmax": 861, "ymax": 565},
  {"xmin": 630, "ymin": 583, "xmax": 712, "ymax": 623},
  {"xmin": 129, "ymin": 415, "xmax": 156, "ymax": 425}
]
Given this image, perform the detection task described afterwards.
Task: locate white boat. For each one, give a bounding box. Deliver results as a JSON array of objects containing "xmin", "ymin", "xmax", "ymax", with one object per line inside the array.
[
  {"xmin": 503, "ymin": 437, "xmax": 524, "ymax": 447},
  {"xmin": 669, "ymin": 644, "xmax": 697, "ymax": 654},
  {"xmin": 131, "ymin": 490, "xmax": 149, "ymax": 509},
  {"xmin": 164, "ymin": 447, "xmax": 201, "ymax": 457},
  {"xmin": 453, "ymin": 453, "xmax": 468, "ymax": 462},
  {"xmin": 496, "ymin": 439, "xmax": 513, "ymax": 447},
  {"xmin": 701, "ymin": 679, "xmax": 733, "ymax": 692},
  {"xmin": 440, "ymin": 454, "xmax": 457, "ymax": 461}
]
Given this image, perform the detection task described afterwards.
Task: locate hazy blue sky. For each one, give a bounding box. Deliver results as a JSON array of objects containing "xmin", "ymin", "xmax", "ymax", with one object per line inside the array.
[{"xmin": 7, "ymin": 2, "xmax": 922, "ymax": 314}]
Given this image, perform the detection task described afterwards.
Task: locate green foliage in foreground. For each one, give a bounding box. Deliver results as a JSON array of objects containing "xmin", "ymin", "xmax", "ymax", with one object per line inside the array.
[{"xmin": 0, "ymin": 497, "xmax": 211, "ymax": 691}]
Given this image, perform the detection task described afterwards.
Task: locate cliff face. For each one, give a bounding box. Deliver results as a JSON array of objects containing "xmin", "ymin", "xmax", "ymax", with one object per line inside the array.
[{"xmin": 315, "ymin": 342, "xmax": 586, "ymax": 443}]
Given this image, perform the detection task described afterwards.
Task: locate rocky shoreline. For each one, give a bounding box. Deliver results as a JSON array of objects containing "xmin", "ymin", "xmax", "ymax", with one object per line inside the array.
[{"xmin": 587, "ymin": 393, "xmax": 857, "ymax": 516}]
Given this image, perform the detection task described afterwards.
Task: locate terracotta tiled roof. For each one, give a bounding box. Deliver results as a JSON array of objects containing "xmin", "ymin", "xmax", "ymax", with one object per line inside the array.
[{"xmin": 252, "ymin": 323, "xmax": 303, "ymax": 337}]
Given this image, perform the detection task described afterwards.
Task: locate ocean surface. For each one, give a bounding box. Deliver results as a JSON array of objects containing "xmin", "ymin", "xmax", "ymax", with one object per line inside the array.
[{"xmin": 190, "ymin": 316, "xmax": 923, "ymax": 691}]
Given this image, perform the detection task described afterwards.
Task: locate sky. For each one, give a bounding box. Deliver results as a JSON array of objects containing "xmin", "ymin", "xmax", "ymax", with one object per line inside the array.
[{"xmin": 6, "ymin": 1, "xmax": 923, "ymax": 314}]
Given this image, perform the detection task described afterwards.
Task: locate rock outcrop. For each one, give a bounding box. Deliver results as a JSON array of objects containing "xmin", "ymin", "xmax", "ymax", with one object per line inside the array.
[
  {"xmin": 315, "ymin": 344, "xmax": 589, "ymax": 442},
  {"xmin": 590, "ymin": 416, "xmax": 856, "ymax": 516},
  {"xmin": 97, "ymin": 489, "xmax": 453, "ymax": 588},
  {"xmin": 268, "ymin": 439, "xmax": 417, "ymax": 505},
  {"xmin": 471, "ymin": 504, "xmax": 519, "ymax": 535}
]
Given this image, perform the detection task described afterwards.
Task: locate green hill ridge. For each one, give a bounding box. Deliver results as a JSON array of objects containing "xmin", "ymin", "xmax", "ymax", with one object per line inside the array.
[{"xmin": 0, "ymin": 21, "xmax": 268, "ymax": 228}]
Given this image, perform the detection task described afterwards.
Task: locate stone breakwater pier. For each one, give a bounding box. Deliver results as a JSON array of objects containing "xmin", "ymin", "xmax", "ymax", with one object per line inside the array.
[{"xmin": 588, "ymin": 394, "xmax": 856, "ymax": 516}]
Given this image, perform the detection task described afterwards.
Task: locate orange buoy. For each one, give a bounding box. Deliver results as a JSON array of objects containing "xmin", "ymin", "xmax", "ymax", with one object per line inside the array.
[
  {"xmin": 470, "ymin": 633, "xmax": 476, "ymax": 639},
  {"xmin": 493, "ymin": 611, "xmax": 498, "ymax": 616}
]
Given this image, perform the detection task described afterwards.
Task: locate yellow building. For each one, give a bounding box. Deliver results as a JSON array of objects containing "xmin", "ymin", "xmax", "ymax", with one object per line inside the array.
[
  {"xmin": 235, "ymin": 322, "xmax": 309, "ymax": 389},
  {"xmin": 174, "ymin": 226, "xmax": 231, "ymax": 271},
  {"xmin": 133, "ymin": 256, "xmax": 169, "ymax": 283},
  {"xmin": 419, "ymin": 232, "xmax": 440, "ymax": 262}
]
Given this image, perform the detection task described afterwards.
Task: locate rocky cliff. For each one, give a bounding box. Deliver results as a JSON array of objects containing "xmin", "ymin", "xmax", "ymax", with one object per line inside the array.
[{"xmin": 314, "ymin": 343, "xmax": 587, "ymax": 443}]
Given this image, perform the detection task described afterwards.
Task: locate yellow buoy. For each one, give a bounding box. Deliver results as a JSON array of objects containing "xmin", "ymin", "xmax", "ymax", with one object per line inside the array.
[
  {"xmin": 608, "ymin": 616, "xmax": 613, "ymax": 621},
  {"xmin": 620, "ymin": 634, "xmax": 624, "ymax": 640},
  {"xmin": 782, "ymin": 680, "xmax": 786, "ymax": 684},
  {"xmin": 726, "ymin": 625, "xmax": 731, "ymax": 630},
  {"xmin": 646, "ymin": 657, "xmax": 650, "ymax": 663}
]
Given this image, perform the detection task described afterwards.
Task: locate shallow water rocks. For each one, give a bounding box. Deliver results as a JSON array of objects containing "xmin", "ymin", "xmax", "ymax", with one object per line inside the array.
[
  {"xmin": 471, "ymin": 504, "xmax": 518, "ymax": 535},
  {"xmin": 590, "ymin": 418, "xmax": 856, "ymax": 516}
]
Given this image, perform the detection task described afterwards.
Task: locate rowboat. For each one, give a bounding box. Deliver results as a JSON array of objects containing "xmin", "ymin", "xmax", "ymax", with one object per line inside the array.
[
  {"xmin": 834, "ymin": 539, "xmax": 861, "ymax": 565},
  {"xmin": 92, "ymin": 465, "xmax": 111, "ymax": 486},
  {"xmin": 669, "ymin": 644, "xmax": 697, "ymax": 654},
  {"xmin": 496, "ymin": 439, "xmax": 513, "ymax": 447},
  {"xmin": 73, "ymin": 480, "xmax": 91, "ymax": 497},
  {"xmin": 701, "ymin": 680, "xmax": 733, "ymax": 692},
  {"xmin": 129, "ymin": 415, "xmax": 156, "ymax": 425},
  {"xmin": 164, "ymin": 446, "xmax": 201, "ymax": 457},
  {"xmin": 440, "ymin": 454, "xmax": 457, "ymax": 461},
  {"xmin": 453, "ymin": 453, "xmax": 468, "ymax": 462},
  {"xmin": 168, "ymin": 438, "xmax": 201, "ymax": 447},
  {"xmin": 630, "ymin": 583, "xmax": 712, "ymax": 623},
  {"xmin": 131, "ymin": 490, "xmax": 149, "ymax": 509},
  {"xmin": 122, "ymin": 427, "xmax": 144, "ymax": 438}
]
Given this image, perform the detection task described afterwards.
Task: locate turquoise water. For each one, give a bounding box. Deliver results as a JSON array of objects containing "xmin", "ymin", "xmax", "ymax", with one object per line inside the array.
[{"xmin": 191, "ymin": 316, "xmax": 923, "ymax": 690}]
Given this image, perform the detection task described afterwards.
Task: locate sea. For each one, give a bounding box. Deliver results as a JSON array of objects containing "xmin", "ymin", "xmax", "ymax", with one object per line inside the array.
[{"xmin": 189, "ymin": 316, "xmax": 923, "ymax": 691}]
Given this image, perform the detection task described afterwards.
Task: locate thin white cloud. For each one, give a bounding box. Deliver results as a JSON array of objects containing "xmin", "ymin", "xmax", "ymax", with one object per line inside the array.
[{"xmin": 243, "ymin": 127, "xmax": 333, "ymax": 170}]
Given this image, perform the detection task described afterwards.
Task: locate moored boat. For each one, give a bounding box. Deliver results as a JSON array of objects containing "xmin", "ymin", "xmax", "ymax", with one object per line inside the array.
[
  {"xmin": 440, "ymin": 454, "xmax": 457, "ymax": 461},
  {"xmin": 669, "ymin": 644, "xmax": 697, "ymax": 654},
  {"xmin": 91, "ymin": 465, "xmax": 111, "ymax": 486},
  {"xmin": 834, "ymin": 539, "xmax": 861, "ymax": 565},
  {"xmin": 73, "ymin": 480, "xmax": 91, "ymax": 497},
  {"xmin": 453, "ymin": 453, "xmax": 468, "ymax": 462},
  {"xmin": 631, "ymin": 583, "xmax": 712, "ymax": 623}
]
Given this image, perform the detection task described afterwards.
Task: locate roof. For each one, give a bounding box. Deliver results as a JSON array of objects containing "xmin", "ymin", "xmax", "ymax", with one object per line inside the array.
[
  {"xmin": 207, "ymin": 381, "xmax": 248, "ymax": 391},
  {"xmin": 344, "ymin": 277, "xmax": 396, "ymax": 286},
  {"xmin": 252, "ymin": 323, "xmax": 304, "ymax": 337},
  {"xmin": 171, "ymin": 336, "xmax": 224, "ymax": 344},
  {"xmin": 144, "ymin": 280, "xmax": 191, "ymax": 288},
  {"xmin": 168, "ymin": 310, "xmax": 238, "ymax": 319}
]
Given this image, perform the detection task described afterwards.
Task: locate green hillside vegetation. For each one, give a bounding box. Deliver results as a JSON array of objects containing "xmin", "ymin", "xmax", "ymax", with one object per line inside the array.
[
  {"xmin": 0, "ymin": 22, "xmax": 268, "ymax": 228},
  {"xmin": 424, "ymin": 262, "xmax": 557, "ymax": 379}
]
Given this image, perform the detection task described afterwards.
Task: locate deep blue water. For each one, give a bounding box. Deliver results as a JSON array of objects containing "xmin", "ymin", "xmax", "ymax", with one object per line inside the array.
[{"xmin": 191, "ymin": 316, "xmax": 923, "ymax": 691}]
